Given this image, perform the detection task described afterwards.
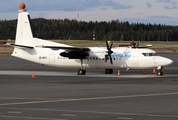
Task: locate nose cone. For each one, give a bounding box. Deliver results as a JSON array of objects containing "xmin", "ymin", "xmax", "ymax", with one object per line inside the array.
[
  {"xmin": 155, "ymin": 57, "xmax": 173, "ymax": 66},
  {"xmin": 161, "ymin": 58, "xmax": 173, "ymax": 66},
  {"xmin": 167, "ymin": 58, "xmax": 173, "ymax": 65}
]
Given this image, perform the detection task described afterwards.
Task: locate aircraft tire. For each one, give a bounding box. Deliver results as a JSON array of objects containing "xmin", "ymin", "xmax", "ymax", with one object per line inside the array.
[
  {"xmin": 78, "ymin": 69, "xmax": 86, "ymax": 75},
  {"xmin": 157, "ymin": 71, "xmax": 163, "ymax": 76},
  {"xmin": 105, "ymin": 69, "xmax": 113, "ymax": 74}
]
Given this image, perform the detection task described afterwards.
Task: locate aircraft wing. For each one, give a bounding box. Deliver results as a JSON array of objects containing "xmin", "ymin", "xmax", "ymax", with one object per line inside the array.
[
  {"xmin": 41, "ymin": 45, "xmax": 90, "ymax": 51},
  {"xmin": 38, "ymin": 45, "xmax": 90, "ymax": 59},
  {"xmin": 131, "ymin": 45, "xmax": 152, "ymax": 48}
]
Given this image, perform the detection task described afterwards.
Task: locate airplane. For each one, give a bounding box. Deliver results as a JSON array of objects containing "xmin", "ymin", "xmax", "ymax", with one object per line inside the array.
[{"xmin": 7, "ymin": 3, "xmax": 173, "ymax": 76}]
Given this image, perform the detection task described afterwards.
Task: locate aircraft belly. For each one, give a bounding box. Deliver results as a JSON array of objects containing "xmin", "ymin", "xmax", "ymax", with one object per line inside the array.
[
  {"xmin": 54, "ymin": 58, "xmax": 81, "ymax": 68},
  {"xmin": 88, "ymin": 58, "xmax": 132, "ymax": 69}
]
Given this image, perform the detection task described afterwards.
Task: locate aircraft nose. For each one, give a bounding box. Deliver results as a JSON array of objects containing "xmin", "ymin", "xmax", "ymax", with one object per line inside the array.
[
  {"xmin": 155, "ymin": 57, "xmax": 173, "ymax": 66},
  {"xmin": 167, "ymin": 58, "xmax": 173, "ymax": 65}
]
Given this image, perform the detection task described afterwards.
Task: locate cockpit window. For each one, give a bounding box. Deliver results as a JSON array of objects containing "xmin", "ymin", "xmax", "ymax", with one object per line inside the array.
[{"xmin": 142, "ymin": 53, "xmax": 157, "ymax": 56}]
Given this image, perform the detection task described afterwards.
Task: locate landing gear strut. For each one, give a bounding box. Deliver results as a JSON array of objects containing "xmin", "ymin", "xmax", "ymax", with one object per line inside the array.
[
  {"xmin": 105, "ymin": 69, "xmax": 113, "ymax": 74},
  {"xmin": 78, "ymin": 59, "xmax": 88, "ymax": 75}
]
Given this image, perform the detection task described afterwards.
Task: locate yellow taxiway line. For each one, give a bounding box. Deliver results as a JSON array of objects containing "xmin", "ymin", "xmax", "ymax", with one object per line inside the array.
[{"xmin": 0, "ymin": 92, "xmax": 178, "ymax": 106}]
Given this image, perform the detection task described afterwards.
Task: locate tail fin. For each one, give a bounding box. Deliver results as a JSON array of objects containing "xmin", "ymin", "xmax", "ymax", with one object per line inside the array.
[{"xmin": 15, "ymin": 12, "xmax": 34, "ymax": 46}]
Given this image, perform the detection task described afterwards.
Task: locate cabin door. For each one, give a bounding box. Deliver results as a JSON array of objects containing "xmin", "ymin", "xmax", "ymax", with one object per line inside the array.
[{"xmin": 133, "ymin": 56, "xmax": 138, "ymax": 67}]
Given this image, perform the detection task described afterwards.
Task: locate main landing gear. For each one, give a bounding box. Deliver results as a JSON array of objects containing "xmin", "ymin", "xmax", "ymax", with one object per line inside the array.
[
  {"xmin": 105, "ymin": 69, "xmax": 113, "ymax": 74},
  {"xmin": 78, "ymin": 59, "xmax": 88, "ymax": 75}
]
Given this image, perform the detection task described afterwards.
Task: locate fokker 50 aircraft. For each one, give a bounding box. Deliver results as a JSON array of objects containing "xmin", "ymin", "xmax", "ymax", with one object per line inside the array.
[{"xmin": 7, "ymin": 3, "xmax": 173, "ymax": 75}]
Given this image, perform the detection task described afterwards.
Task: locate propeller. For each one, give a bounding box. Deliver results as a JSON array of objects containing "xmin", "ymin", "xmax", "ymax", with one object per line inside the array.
[
  {"xmin": 132, "ymin": 41, "xmax": 140, "ymax": 48},
  {"xmin": 132, "ymin": 41, "xmax": 152, "ymax": 48},
  {"xmin": 105, "ymin": 41, "xmax": 113, "ymax": 65}
]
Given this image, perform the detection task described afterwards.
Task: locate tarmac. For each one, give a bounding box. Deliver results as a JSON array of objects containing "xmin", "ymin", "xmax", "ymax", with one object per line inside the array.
[{"xmin": 0, "ymin": 54, "xmax": 178, "ymax": 120}]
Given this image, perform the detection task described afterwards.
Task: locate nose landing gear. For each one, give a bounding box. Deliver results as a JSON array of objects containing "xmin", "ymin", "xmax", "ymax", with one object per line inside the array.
[
  {"xmin": 156, "ymin": 66, "xmax": 164, "ymax": 76},
  {"xmin": 157, "ymin": 71, "xmax": 163, "ymax": 76}
]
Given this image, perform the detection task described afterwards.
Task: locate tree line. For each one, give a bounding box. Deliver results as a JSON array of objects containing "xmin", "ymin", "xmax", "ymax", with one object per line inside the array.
[{"xmin": 0, "ymin": 18, "xmax": 178, "ymax": 41}]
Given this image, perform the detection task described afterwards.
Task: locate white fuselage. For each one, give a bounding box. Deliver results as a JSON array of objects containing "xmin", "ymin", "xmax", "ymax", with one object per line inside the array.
[
  {"xmin": 9, "ymin": 10, "xmax": 173, "ymax": 71},
  {"xmin": 11, "ymin": 38, "xmax": 172, "ymax": 70}
]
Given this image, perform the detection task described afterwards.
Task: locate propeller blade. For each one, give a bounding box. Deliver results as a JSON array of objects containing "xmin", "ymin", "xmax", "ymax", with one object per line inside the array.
[
  {"xmin": 137, "ymin": 41, "xmax": 139, "ymax": 48},
  {"xmin": 133, "ymin": 41, "xmax": 136, "ymax": 48},
  {"xmin": 105, "ymin": 55, "xmax": 108, "ymax": 64},
  {"xmin": 109, "ymin": 55, "xmax": 113, "ymax": 65},
  {"xmin": 109, "ymin": 42, "xmax": 113, "ymax": 50},
  {"xmin": 106, "ymin": 41, "xmax": 109, "ymax": 50}
]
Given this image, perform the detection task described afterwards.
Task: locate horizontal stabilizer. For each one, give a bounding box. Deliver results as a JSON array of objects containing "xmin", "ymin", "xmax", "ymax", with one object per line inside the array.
[{"xmin": 6, "ymin": 44, "xmax": 34, "ymax": 49}]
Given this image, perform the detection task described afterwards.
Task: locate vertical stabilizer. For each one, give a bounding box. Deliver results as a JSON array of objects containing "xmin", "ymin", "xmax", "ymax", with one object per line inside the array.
[{"xmin": 15, "ymin": 10, "xmax": 34, "ymax": 46}]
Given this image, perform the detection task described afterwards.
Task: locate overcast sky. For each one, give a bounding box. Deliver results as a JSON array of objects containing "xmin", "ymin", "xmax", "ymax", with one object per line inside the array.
[{"xmin": 1, "ymin": 0, "xmax": 178, "ymax": 25}]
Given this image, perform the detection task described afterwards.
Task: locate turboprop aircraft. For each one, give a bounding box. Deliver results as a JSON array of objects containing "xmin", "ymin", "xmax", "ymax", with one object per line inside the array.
[{"xmin": 7, "ymin": 3, "xmax": 173, "ymax": 75}]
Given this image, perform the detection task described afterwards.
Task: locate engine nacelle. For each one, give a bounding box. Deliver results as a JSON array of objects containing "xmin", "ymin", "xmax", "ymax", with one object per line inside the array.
[{"xmin": 60, "ymin": 51, "xmax": 89, "ymax": 59}]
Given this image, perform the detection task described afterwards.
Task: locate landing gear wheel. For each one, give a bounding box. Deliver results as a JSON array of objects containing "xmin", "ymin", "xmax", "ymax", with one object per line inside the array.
[
  {"xmin": 78, "ymin": 69, "xmax": 86, "ymax": 75},
  {"xmin": 157, "ymin": 71, "xmax": 163, "ymax": 76},
  {"xmin": 156, "ymin": 66, "xmax": 164, "ymax": 76},
  {"xmin": 78, "ymin": 59, "xmax": 88, "ymax": 75},
  {"xmin": 105, "ymin": 69, "xmax": 113, "ymax": 74}
]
